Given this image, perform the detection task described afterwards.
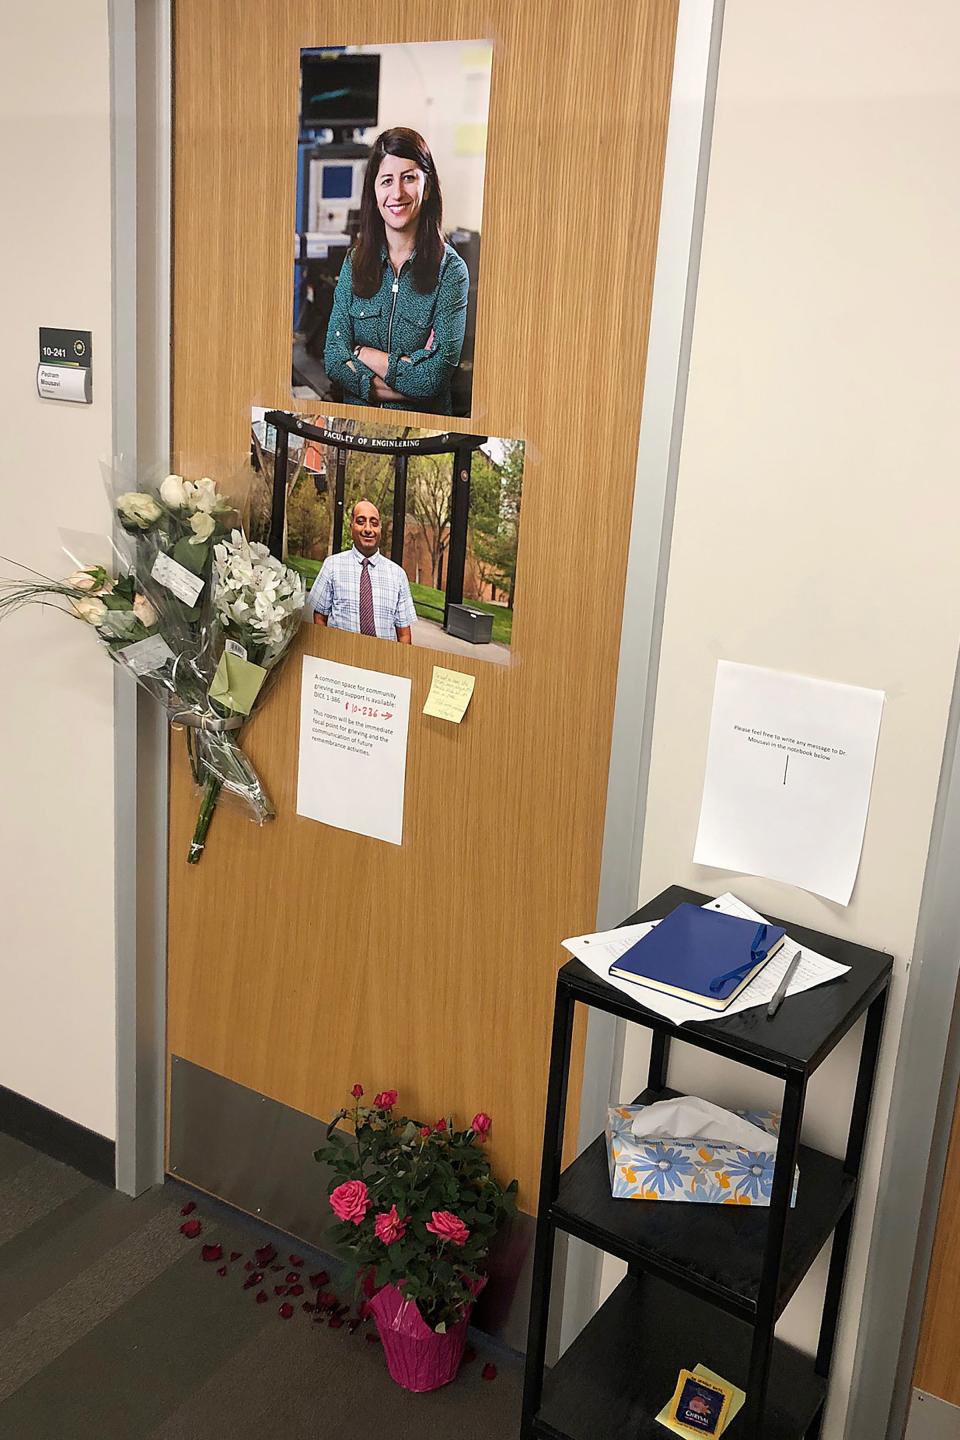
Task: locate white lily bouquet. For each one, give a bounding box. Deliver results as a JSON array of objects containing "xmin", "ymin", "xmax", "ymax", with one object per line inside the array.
[
  {"xmin": 187, "ymin": 530, "xmax": 304, "ymax": 861},
  {"xmin": 0, "ymin": 474, "xmax": 304, "ymax": 863}
]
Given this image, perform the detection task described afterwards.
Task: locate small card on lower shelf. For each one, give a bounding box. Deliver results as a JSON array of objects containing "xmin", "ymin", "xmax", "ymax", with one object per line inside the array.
[{"xmin": 656, "ymin": 1365, "xmax": 745, "ymax": 1436}]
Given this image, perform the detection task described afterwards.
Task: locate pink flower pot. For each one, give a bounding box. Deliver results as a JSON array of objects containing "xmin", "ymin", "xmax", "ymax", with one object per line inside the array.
[{"xmin": 369, "ymin": 1281, "xmax": 484, "ymax": 1392}]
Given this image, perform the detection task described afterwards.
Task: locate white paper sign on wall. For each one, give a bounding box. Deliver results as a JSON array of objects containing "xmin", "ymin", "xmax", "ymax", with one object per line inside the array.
[
  {"xmin": 296, "ymin": 655, "xmax": 412, "ymax": 846},
  {"xmin": 693, "ymin": 661, "xmax": 885, "ymax": 905}
]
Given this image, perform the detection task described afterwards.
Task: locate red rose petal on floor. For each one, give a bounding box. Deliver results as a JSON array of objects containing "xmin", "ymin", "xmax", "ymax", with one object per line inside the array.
[
  {"xmin": 365, "ymin": 1332, "xmax": 381, "ymax": 1344},
  {"xmin": 216, "ymin": 1266, "xmax": 227, "ymax": 1277},
  {"xmin": 180, "ymin": 1219, "xmax": 202, "ymax": 1239},
  {"xmin": 255, "ymin": 1244, "xmax": 277, "ymax": 1267},
  {"xmin": 463, "ymin": 1345, "xmax": 477, "ymax": 1364},
  {"xmin": 289, "ymin": 1284, "xmax": 304, "ymax": 1297},
  {"xmin": 279, "ymin": 1303, "xmax": 294, "ymax": 1319},
  {"xmin": 201, "ymin": 1244, "xmax": 223, "ymax": 1262},
  {"xmin": 256, "ymin": 1291, "xmax": 268, "ymax": 1304},
  {"xmin": 230, "ymin": 1251, "xmax": 242, "ymax": 1262},
  {"xmin": 289, "ymin": 1255, "xmax": 304, "ymax": 1267},
  {"xmin": 180, "ymin": 1201, "xmax": 197, "ymax": 1215},
  {"xmin": 242, "ymin": 1272, "xmax": 264, "ymax": 1290},
  {"xmin": 482, "ymin": 1363, "xmax": 498, "ymax": 1381},
  {"xmin": 309, "ymin": 1270, "xmax": 330, "ymax": 1289},
  {"xmin": 329, "ymin": 1315, "xmax": 344, "ymax": 1329},
  {"xmin": 274, "ymin": 1285, "xmax": 287, "ymax": 1295},
  {"xmin": 285, "ymin": 1272, "xmax": 299, "ymax": 1283}
]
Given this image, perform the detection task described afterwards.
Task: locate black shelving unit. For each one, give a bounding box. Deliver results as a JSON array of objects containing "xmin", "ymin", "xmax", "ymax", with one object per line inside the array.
[{"xmin": 522, "ymin": 885, "xmax": 892, "ymax": 1440}]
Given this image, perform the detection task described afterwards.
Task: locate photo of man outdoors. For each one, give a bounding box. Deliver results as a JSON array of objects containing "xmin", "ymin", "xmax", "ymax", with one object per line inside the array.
[{"xmin": 306, "ymin": 499, "xmax": 416, "ymax": 643}]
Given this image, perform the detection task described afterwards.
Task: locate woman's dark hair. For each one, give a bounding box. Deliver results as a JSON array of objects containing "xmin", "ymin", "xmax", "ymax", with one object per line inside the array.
[{"xmin": 351, "ymin": 128, "xmax": 445, "ymax": 297}]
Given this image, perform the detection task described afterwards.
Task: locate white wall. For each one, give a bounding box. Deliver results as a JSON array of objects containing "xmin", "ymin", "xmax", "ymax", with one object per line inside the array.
[
  {"xmin": 614, "ymin": 3, "xmax": 960, "ymax": 1437},
  {"xmin": 0, "ymin": 1, "xmax": 117, "ymax": 1138}
]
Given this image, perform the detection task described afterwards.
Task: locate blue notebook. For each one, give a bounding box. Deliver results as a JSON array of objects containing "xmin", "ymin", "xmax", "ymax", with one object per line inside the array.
[{"xmin": 609, "ymin": 904, "xmax": 786, "ymax": 1011}]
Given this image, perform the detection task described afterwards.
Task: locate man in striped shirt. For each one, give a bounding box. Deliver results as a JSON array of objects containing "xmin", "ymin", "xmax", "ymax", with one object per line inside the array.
[{"xmin": 307, "ymin": 499, "xmax": 416, "ymax": 644}]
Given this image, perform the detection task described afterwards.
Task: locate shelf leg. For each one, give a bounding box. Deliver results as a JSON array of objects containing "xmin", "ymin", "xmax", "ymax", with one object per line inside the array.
[
  {"xmin": 805, "ymin": 1402, "xmax": 826, "ymax": 1439},
  {"xmin": 521, "ymin": 981, "xmax": 576, "ymax": 1439},
  {"xmin": 647, "ymin": 1027, "xmax": 672, "ymax": 1094},
  {"xmin": 814, "ymin": 987, "xmax": 888, "ymax": 1380},
  {"xmin": 741, "ymin": 1068, "xmax": 807, "ymax": 1438}
]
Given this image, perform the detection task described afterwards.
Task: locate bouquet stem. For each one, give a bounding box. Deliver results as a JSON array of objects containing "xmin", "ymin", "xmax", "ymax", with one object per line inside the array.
[{"xmin": 188, "ymin": 774, "xmax": 222, "ymax": 864}]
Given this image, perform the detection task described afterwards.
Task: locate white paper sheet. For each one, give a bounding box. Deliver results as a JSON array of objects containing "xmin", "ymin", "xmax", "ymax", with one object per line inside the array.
[
  {"xmin": 296, "ymin": 656, "xmax": 411, "ymax": 845},
  {"xmin": 561, "ymin": 892, "xmax": 849, "ymax": 1027},
  {"xmin": 693, "ymin": 662, "xmax": 884, "ymax": 905}
]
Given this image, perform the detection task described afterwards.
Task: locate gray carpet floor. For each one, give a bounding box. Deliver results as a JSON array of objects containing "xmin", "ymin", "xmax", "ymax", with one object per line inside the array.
[{"xmin": 0, "ymin": 1132, "xmax": 523, "ymax": 1439}]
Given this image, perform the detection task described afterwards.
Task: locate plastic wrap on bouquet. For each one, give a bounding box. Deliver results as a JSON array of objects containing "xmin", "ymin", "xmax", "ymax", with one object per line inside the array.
[
  {"xmin": 369, "ymin": 1279, "xmax": 486, "ymax": 1392},
  {"xmin": 0, "ymin": 471, "xmax": 304, "ymax": 863}
]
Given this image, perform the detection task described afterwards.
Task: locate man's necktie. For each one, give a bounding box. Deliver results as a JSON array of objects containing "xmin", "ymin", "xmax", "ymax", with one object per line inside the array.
[{"xmin": 359, "ymin": 558, "xmax": 376, "ymax": 636}]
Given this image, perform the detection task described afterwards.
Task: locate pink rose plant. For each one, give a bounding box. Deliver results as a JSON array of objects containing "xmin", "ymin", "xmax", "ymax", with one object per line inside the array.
[
  {"xmin": 329, "ymin": 1179, "xmax": 371, "ymax": 1226},
  {"xmin": 425, "ymin": 1210, "xmax": 471, "ymax": 1247},
  {"xmin": 374, "ymin": 1204, "xmax": 408, "ymax": 1245},
  {"xmin": 316, "ymin": 1084, "xmax": 518, "ymax": 1335}
]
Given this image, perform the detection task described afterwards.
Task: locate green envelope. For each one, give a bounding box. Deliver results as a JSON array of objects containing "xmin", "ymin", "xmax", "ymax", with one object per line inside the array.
[{"xmin": 209, "ymin": 652, "xmax": 267, "ymax": 716}]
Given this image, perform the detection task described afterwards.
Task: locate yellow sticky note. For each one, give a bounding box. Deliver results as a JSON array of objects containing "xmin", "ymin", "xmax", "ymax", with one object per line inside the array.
[{"xmin": 423, "ymin": 666, "xmax": 476, "ymax": 723}]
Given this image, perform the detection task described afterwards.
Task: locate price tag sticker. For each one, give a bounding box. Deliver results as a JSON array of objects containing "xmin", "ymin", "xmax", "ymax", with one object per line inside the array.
[
  {"xmin": 151, "ymin": 552, "xmax": 204, "ymax": 606},
  {"xmin": 224, "ymin": 638, "xmax": 248, "ymax": 660},
  {"xmin": 121, "ymin": 634, "xmax": 175, "ymax": 676}
]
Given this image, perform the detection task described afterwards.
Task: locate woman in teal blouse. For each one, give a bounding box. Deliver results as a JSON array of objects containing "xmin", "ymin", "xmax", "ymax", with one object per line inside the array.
[{"xmin": 324, "ymin": 128, "xmax": 469, "ymax": 416}]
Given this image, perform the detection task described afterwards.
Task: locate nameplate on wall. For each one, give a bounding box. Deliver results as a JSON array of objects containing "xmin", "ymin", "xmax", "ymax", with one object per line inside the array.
[{"xmin": 37, "ymin": 327, "xmax": 92, "ymax": 403}]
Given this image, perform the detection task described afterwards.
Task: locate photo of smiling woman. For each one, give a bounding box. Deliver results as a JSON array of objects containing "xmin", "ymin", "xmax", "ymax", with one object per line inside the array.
[
  {"xmin": 292, "ymin": 41, "xmax": 493, "ymax": 418},
  {"xmin": 324, "ymin": 129, "xmax": 468, "ymax": 415}
]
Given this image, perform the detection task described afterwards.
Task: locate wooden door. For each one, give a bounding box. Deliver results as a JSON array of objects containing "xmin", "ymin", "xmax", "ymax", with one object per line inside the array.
[{"xmin": 169, "ymin": 0, "xmax": 678, "ymax": 1210}]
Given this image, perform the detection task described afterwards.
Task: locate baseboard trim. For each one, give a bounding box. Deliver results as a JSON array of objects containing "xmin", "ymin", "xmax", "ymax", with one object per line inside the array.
[{"xmin": 0, "ymin": 1084, "xmax": 115, "ymax": 1187}]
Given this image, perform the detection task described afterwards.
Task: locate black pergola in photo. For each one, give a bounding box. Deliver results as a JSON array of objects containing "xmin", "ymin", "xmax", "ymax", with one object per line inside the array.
[{"xmin": 264, "ymin": 410, "xmax": 487, "ymax": 629}]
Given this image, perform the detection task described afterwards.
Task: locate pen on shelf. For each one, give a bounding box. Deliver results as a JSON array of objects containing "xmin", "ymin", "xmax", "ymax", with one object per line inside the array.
[{"xmin": 766, "ymin": 948, "xmax": 803, "ymax": 1018}]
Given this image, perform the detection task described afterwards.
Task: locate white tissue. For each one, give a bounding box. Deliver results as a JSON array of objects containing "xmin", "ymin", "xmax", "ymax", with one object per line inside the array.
[{"xmin": 629, "ymin": 1095, "xmax": 777, "ymax": 1156}]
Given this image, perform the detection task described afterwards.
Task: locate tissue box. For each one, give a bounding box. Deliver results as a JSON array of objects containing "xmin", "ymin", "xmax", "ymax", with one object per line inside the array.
[{"xmin": 606, "ymin": 1104, "xmax": 799, "ymax": 1207}]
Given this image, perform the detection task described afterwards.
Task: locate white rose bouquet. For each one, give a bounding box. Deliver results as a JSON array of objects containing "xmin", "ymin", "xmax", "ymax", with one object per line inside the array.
[
  {"xmin": 0, "ymin": 561, "xmax": 162, "ymax": 658},
  {"xmin": 0, "ymin": 475, "xmax": 304, "ymax": 863}
]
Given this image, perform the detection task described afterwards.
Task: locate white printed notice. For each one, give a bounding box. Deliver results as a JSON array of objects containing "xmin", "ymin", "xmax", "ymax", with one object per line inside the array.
[
  {"xmin": 693, "ymin": 662, "xmax": 884, "ymax": 905},
  {"xmin": 296, "ymin": 656, "xmax": 412, "ymax": 846}
]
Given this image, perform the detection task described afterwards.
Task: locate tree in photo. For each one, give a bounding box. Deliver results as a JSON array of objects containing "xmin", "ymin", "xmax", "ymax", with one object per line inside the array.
[
  {"xmin": 469, "ymin": 439, "xmax": 523, "ymax": 609},
  {"xmin": 286, "ymin": 466, "xmax": 331, "ymax": 559},
  {"xmin": 407, "ymin": 452, "xmax": 454, "ymax": 589}
]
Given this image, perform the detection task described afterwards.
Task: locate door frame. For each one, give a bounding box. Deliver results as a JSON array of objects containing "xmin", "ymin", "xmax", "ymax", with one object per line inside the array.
[
  {"xmin": 846, "ymin": 644, "xmax": 960, "ymax": 1439},
  {"xmin": 558, "ymin": 0, "xmax": 726, "ymax": 1348},
  {"xmin": 110, "ymin": 0, "xmax": 171, "ymax": 1196}
]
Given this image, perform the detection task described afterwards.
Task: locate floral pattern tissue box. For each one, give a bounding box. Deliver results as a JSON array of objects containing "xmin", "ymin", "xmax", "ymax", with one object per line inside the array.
[{"xmin": 606, "ymin": 1104, "xmax": 799, "ymax": 1207}]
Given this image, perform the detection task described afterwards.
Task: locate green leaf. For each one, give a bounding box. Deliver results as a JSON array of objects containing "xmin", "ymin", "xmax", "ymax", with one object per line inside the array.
[{"xmin": 172, "ymin": 537, "xmax": 209, "ymax": 574}]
